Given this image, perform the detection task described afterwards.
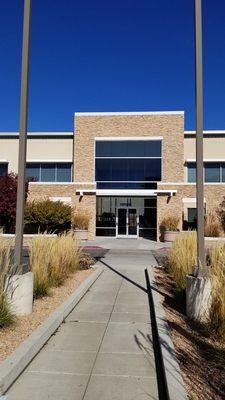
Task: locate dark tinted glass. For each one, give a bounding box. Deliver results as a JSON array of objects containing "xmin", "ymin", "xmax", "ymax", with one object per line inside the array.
[
  {"xmin": 96, "ymin": 158, "xmax": 161, "ymax": 183},
  {"xmin": 205, "ymin": 163, "xmax": 220, "ymax": 183},
  {"xmin": 0, "ymin": 163, "xmax": 8, "ymax": 177},
  {"xmin": 222, "ymin": 163, "xmax": 225, "ymax": 182},
  {"xmin": 96, "ymin": 140, "xmax": 161, "ymax": 157},
  {"xmin": 41, "ymin": 163, "xmax": 55, "ymax": 182},
  {"xmin": 145, "ymin": 159, "xmax": 161, "ymax": 181},
  {"xmin": 139, "ymin": 228, "xmax": 156, "ymax": 240},
  {"xmin": 187, "ymin": 163, "xmax": 196, "ymax": 183},
  {"xmin": 96, "ymin": 182, "xmax": 157, "ymax": 189},
  {"xmin": 56, "ymin": 163, "xmax": 71, "ymax": 182},
  {"xmin": 95, "ymin": 159, "xmax": 111, "ymax": 181},
  {"xmin": 96, "ymin": 228, "xmax": 116, "ymax": 236},
  {"xmin": 26, "ymin": 163, "xmax": 40, "ymax": 181},
  {"xmin": 111, "ymin": 159, "xmax": 127, "ymax": 181}
]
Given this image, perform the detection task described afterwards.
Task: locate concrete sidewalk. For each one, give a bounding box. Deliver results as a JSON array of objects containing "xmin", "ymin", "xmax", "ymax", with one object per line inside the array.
[{"xmin": 6, "ymin": 250, "xmax": 158, "ymax": 400}]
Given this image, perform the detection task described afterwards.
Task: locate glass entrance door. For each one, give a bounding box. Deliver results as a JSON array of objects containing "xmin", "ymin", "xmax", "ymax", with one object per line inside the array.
[{"xmin": 117, "ymin": 208, "xmax": 138, "ymax": 237}]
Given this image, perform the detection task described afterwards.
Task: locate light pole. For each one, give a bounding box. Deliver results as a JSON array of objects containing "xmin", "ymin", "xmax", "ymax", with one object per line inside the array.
[
  {"xmin": 14, "ymin": 0, "xmax": 31, "ymax": 269},
  {"xmin": 194, "ymin": 0, "xmax": 207, "ymax": 276}
]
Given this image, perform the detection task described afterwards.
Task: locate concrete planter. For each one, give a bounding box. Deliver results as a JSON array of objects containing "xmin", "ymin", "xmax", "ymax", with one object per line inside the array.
[
  {"xmin": 186, "ymin": 274, "xmax": 212, "ymax": 322},
  {"xmin": 164, "ymin": 230, "xmax": 180, "ymax": 242},
  {"xmin": 5, "ymin": 272, "xmax": 34, "ymax": 316},
  {"xmin": 74, "ymin": 229, "xmax": 88, "ymax": 240}
]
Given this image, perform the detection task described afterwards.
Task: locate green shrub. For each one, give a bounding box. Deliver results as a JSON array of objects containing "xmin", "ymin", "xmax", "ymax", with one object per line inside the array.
[
  {"xmin": 24, "ymin": 199, "xmax": 71, "ymax": 234},
  {"xmin": 168, "ymin": 232, "xmax": 197, "ymax": 292}
]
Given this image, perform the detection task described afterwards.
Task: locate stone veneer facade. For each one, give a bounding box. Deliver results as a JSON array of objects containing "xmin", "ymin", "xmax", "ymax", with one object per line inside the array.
[{"xmin": 24, "ymin": 112, "xmax": 225, "ymax": 241}]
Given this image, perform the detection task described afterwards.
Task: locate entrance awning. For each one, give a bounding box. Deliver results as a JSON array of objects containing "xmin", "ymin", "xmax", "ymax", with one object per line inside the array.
[{"xmin": 76, "ymin": 189, "xmax": 177, "ymax": 197}]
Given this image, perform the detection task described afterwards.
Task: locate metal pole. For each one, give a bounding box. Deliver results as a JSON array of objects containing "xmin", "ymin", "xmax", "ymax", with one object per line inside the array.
[
  {"xmin": 195, "ymin": 0, "xmax": 206, "ymax": 275},
  {"xmin": 14, "ymin": 0, "xmax": 31, "ymax": 268}
]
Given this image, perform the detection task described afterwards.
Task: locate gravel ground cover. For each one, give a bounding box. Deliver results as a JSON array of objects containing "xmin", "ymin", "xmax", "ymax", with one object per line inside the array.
[
  {"xmin": 0, "ymin": 268, "xmax": 93, "ymax": 363},
  {"xmin": 153, "ymin": 249, "xmax": 225, "ymax": 400}
]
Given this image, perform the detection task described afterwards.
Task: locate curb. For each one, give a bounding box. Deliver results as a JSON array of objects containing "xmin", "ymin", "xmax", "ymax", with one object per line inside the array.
[
  {"xmin": 147, "ymin": 266, "xmax": 188, "ymax": 400},
  {"xmin": 0, "ymin": 263, "xmax": 103, "ymax": 395}
]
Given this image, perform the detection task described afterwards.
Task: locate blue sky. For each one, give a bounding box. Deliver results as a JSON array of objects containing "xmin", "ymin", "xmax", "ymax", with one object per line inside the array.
[{"xmin": 0, "ymin": 0, "xmax": 225, "ymax": 131}]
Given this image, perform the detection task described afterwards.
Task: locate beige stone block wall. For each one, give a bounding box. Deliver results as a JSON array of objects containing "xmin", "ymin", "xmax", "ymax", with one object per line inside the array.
[
  {"xmin": 73, "ymin": 194, "xmax": 96, "ymax": 240},
  {"xmin": 28, "ymin": 183, "xmax": 96, "ymax": 239},
  {"xmin": 74, "ymin": 113, "xmax": 184, "ymax": 183},
  {"xmin": 157, "ymin": 183, "xmax": 225, "ymax": 240}
]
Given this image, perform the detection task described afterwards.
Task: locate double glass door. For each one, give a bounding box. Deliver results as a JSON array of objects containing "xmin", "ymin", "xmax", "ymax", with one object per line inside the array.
[{"xmin": 116, "ymin": 208, "xmax": 138, "ymax": 237}]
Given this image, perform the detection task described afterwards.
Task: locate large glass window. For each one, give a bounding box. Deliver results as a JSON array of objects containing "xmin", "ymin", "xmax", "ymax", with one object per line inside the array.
[
  {"xmin": 205, "ymin": 163, "xmax": 220, "ymax": 183},
  {"xmin": 96, "ymin": 196, "xmax": 157, "ymax": 239},
  {"xmin": 96, "ymin": 140, "xmax": 161, "ymax": 157},
  {"xmin": 95, "ymin": 140, "xmax": 162, "ymax": 189},
  {"xmin": 187, "ymin": 162, "xmax": 225, "ymax": 183},
  {"xmin": 187, "ymin": 163, "xmax": 196, "ymax": 183},
  {"xmin": 0, "ymin": 163, "xmax": 8, "ymax": 177},
  {"xmin": 26, "ymin": 162, "xmax": 72, "ymax": 182}
]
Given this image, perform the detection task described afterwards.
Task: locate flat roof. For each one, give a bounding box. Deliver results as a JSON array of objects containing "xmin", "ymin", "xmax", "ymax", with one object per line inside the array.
[
  {"xmin": 0, "ymin": 132, "xmax": 73, "ymax": 138},
  {"xmin": 75, "ymin": 111, "xmax": 184, "ymax": 116}
]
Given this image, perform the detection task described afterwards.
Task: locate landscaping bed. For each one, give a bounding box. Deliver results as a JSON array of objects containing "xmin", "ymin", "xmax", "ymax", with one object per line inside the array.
[
  {"xmin": 153, "ymin": 248, "xmax": 225, "ymax": 400},
  {"xmin": 0, "ymin": 268, "xmax": 93, "ymax": 363}
]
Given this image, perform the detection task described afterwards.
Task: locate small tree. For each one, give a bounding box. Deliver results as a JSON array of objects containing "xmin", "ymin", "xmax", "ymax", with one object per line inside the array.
[{"xmin": 0, "ymin": 174, "xmax": 29, "ymax": 233}]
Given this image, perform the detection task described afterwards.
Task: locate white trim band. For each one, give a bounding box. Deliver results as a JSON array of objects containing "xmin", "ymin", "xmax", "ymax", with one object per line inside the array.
[
  {"xmin": 95, "ymin": 136, "xmax": 163, "ymax": 141},
  {"xmin": 75, "ymin": 111, "xmax": 184, "ymax": 117}
]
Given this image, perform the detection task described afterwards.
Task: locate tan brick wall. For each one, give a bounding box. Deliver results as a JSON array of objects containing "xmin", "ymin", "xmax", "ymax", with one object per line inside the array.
[
  {"xmin": 28, "ymin": 183, "xmax": 77, "ymax": 202},
  {"xmin": 28, "ymin": 183, "xmax": 96, "ymax": 239},
  {"xmin": 74, "ymin": 113, "xmax": 184, "ymax": 183},
  {"xmin": 157, "ymin": 183, "xmax": 225, "ymax": 240},
  {"xmin": 73, "ymin": 194, "xmax": 96, "ymax": 240}
]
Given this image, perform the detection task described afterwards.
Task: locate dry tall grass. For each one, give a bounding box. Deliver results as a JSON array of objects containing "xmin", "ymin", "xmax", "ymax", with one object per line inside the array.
[
  {"xmin": 160, "ymin": 215, "xmax": 180, "ymax": 231},
  {"xmin": 0, "ymin": 242, "xmax": 14, "ymax": 327},
  {"xmin": 72, "ymin": 211, "xmax": 89, "ymax": 230},
  {"xmin": 168, "ymin": 232, "xmax": 197, "ymax": 292},
  {"xmin": 204, "ymin": 212, "xmax": 222, "ymax": 237},
  {"xmin": 208, "ymin": 244, "xmax": 225, "ymax": 337},
  {"xmin": 30, "ymin": 232, "xmax": 80, "ymax": 298}
]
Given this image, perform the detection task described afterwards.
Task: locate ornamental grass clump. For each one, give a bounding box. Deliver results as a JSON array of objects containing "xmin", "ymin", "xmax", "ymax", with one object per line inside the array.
[
  {"xmin": 30, "ymin": 232, "xmax": 80, "ymax": 298},
  {"xmin": 208, "ymin": 244, "xmax": 225, "ymax": 337},
  {"xmin": 0, "ymin": 242, "xmax": 14, "ymax": 327},
  {"xmin": 49, "ymin": 233, "xmax": 80, "ymax": 287},
  {"xmin": 168, "ymin": 232, "xmax": 197, "ymax": 292},
  {"xmin": 30, "ymin": 234, "xmax": 54, "ymax": 298},
  {"xmin": 72, "ymin": 211, "xmax": 89, "ymax": 230},
  {"xmin": 204, "ymin": 212, "xmax": 222, "ymax": 238},
  {"xmin": 160, "ymin": 215, "xmax": 180, "ymax": 231}
]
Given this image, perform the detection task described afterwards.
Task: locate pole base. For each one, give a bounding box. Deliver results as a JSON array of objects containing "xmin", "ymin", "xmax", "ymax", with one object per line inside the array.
[{"xmin": 186, "ymin": 274, "xmax": 212, "ymax": 322}]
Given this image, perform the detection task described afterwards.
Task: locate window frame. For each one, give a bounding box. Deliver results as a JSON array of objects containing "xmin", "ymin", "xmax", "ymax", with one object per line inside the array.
[
  {"xmin": 95, "ymin": 139, "xmax": 162, "ymax": 187},
  {"xmin": 26, "ymin": 162, "xmax": 72, "ymax": 183}
]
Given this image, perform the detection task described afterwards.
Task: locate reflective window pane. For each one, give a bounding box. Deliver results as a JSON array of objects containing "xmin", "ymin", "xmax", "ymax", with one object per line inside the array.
[
  {"xmin": 41, "ymin": 163, "xmax": 55, "ymax": 182},
  {"xmin": 56, "ymin": 163, "xmax": 71, "ymax": 182},
  {"xmin": 0, "ymin": 163, "xmax": 8, "ymax": 177},
  {"xmin": 26, "ymin": 163, "xmax": 40, "ymax": 181},
  {"xmin": 205, "ymin": 163, "xmax": 220, "ymax": 183},
  {"xmin": 95, "ymin": 159, "xmax": 111, "ymax": 181},
  {"xmin": 145, "ymin": 159, "xmax": 161, "ymax": 181},
  {"xmin": 222, "ymin": 163, "xmax": 225, "ymax": 182},
  {"xmin": 187, "ymin": 163, "xmax": 196, "ymax": 183},
  {"xmin": 111, "ymin": 159, "xmax": 127, "ymax": 181},
  {"xmin": 96, "ymin": 140, "xmax": 161, "ymax": 157}
]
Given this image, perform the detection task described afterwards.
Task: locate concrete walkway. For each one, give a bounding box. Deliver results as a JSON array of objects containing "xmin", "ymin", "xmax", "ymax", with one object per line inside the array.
[{"xmin": 6, "ymin": 249, "xmax": 158, "ymax": 400}]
